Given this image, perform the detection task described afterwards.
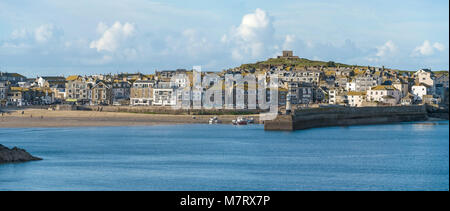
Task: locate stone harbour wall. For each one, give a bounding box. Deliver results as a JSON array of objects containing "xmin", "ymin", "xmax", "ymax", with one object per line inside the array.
[{"xmin": 264, "ymin": 105, "xmax": 430, "ymax": 131}]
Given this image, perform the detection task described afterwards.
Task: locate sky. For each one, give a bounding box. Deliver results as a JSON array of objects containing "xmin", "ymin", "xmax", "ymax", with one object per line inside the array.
[{"xmin": 0, "ymin": 0, "xmax": 448, "ymax": 77}]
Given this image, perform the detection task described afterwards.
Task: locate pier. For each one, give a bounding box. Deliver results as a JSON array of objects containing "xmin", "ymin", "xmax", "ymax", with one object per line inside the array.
[{"xmin": 263, "ymin": 105, "xmax": 446, "ymax": 131}]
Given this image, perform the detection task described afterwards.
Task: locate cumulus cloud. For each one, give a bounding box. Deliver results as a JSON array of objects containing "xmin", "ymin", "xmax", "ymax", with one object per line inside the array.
[
  {"xmin": 180, "ymin": 29, "xmax": 210, "ymax": 55},
  {"xmin": 282, "ymin": 34, "xmax": 295, "ymax": 50},
  {"xmin": 412, "ymin": 40, "xmax": 445, "ymax": 56},
  {"xmin": 90, "ymin": 22, "xmax": 135, "ymax": 52},
  {"xmin": 11, "ymin": 28, "xmax": 28, "ymax": 40},
  {"xmin": 7, "ymin": 24, "xmax": 58, "ymax": 43},
  {"xmin": 222, "ymin": 8, "xmax": 275, "ymax": 61},
  {"xmin": 375, "ymin": 40, "xmax": 397, "ymax": 57},
  {"xmin": 34, "ymin": 24, "xmax": 55, "ymax": 43}
]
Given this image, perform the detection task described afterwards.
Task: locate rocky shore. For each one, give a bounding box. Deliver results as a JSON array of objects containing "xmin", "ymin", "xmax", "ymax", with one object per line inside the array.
[{"xmin": 0, "ymin": 144, "xmax": 42, "ymax": 164}]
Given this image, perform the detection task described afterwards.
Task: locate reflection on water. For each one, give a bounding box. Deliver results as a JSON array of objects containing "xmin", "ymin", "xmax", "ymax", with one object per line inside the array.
[
  {"xmin": 410, "ymin": 121, "xmax": 450, "ymax": 131},
  {"xmin": 0, "ymin": 121, "xmax": 448, "ymax": 191}
]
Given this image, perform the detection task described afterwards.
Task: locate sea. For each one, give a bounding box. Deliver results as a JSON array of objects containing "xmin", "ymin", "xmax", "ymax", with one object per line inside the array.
[{"xmin": 0, "ymin": 121, "xmax": 448, "ymax": 191}]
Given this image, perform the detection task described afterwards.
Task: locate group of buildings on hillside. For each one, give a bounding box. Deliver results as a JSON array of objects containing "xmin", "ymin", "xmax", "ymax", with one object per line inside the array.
[{"xmin": 1, "ymin": 51, "xmax": 449, "ymax": 109}]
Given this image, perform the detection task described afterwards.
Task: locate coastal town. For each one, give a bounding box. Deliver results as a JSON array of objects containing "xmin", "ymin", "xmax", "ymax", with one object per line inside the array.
[{"xmin": 0, "ymin": 51, "xmax": 449, "ymax": 111}]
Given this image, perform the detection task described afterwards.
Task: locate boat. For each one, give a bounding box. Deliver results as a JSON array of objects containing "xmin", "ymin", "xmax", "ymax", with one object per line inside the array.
[
  {"xmin": 233, "ymin": 116, "xmax": 248, "ymax": 125},
  {"xmin": 247, "ymin": 117, "xmax": 254, "ymax": 124},
  {"xmin": 209, "ymin": 116, "xmax": 221, "ymax": 124}
]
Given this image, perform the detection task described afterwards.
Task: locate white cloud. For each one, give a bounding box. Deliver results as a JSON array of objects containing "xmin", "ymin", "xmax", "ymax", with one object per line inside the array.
[
  {"xmin": 80, "ymin": 55, "xmax": 113, "ymax": 65},
  {"xmin": 375, "ymin": 40, "xmax": 397, "ymax": 57},
  {"xmin": 11, "ymin": 28, "xmax": 28, "ymax": 40},
  {"xmin": 412, "ymin": 40, "xmax": 445, "ymax": 56},
  {"xmin": 222, "ymin": 8, "xmax": 275, "ymax": 61},
  {"xmin": 96, "ymin": 22, "xmax": 109, "ymax": 34},
  {"xmin": 35, "ymin": 24, "xmax": 55, "ymax": 43},
  {"xmin": 282, "ymin": 34, "xmax": 295, "ymax": 50},
  {"xmin": 433, "ymin": 42, "xmax": 445, "ymax": 51},
  {"xmin": 90, "ymin": 21, "xmax": 135, "ymax": 52}
]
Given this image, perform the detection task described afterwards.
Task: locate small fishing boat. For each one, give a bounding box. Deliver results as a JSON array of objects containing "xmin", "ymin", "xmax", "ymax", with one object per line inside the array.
[
  {"xmin": 232, "ymin": 116, "xmax": 248, "ymax": 125},
  {"xmin": 209, "ymin": 116, "xmax": 221, "ymax": 124}
]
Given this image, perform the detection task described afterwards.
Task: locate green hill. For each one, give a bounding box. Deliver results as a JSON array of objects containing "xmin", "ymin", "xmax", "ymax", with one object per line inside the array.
[
  {"xmin": 237, "ymin": 57, "xmax": 449, "ymax": 74},
  {"xmin": 239, "ymin": 57, "xmax": 360, "ymax": 70}
]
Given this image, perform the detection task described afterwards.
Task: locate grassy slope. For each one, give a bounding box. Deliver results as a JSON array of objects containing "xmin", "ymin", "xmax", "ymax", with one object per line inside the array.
[
  {"xmin": 238, "ymin": 57, "xmax": 449, "ymax": 74},
  {"xmin": 239, "ymin": 57, "xmax": 357, "ymax": 69}
]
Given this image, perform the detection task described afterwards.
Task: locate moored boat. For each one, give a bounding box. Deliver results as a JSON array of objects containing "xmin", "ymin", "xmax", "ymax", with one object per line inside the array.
[
  {"xmin": 234, "ymin": 116, "xmax": 248, "ymax": 125},
  {"xmin": 209, "ymin": 116, "xmax": 221, "ymax": 124}
]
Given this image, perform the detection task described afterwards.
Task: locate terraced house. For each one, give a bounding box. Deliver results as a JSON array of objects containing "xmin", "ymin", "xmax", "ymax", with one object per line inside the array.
[
  {"xmin": 152, "ymin": 82, "xmax": 177, "ymax": 106},
  {"xmin": 112, "ymin": 80, "xmax": 131, "ymax": 105},
  {"xmin": 7, "ymin": 87, "xmax": 31, "ymax": 106},
  {"xmin": 91, "ymin": 81, "xmax": 112, "ymax": 105},
  {"xmin": 0, "ymin": 72, "xmax": 26, "ymax": 85},
  {"xmin": 0, "ymin": 81, "xmax": 9, "ymax": 106},
  {"xmin": 65, "ymin": 75, "xmax": 90, "ymax": 104},
  {"xmin": 130, "ymin": 80, "xmax": 155, "ymax": 106},
  {"xmin": 347, "ymin": 91, "xmax": 366, "ymax": 107},
  {"xmin": 366, "ymin": 85, "xmax": 401, "ymax": 104}
]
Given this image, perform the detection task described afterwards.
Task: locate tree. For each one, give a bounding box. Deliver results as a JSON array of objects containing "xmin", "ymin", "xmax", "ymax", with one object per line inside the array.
[{"xmin": 327, "ymin": 61, "xmax": 336, "ymax": 67}]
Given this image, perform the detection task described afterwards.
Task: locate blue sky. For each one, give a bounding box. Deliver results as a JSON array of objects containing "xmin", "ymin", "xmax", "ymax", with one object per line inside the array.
[{"xmin": 0, "ymin": 0, "xmax": 448, "ymax": 77}]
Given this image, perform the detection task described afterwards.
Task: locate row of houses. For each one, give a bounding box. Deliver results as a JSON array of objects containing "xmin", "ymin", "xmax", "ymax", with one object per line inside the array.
[
  {"xmin": 1, "ymin": 51, "xmax": 449, "ymax": 108},
  {"xmin": 327, "ymin": 69, "xmax": 449, "ymax": 107}
]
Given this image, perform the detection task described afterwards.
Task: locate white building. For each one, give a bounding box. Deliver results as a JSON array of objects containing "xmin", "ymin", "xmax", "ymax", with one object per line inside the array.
[
  {"xmin": 366, "ymin": 85, "xmax": 401, "ymax": 104},
  {"xmin": 392, "ymin": 80, "xmax": 409, "ymax": 98},
  {"xmin": 411, "ymin": 83, "xmax": 432, "ymax": 101},
  {"xmin": 280, "ymin": 70, "xmax": 321, "ymax": 85},
  {"xmin": 130, "ymin": 80, "xmax": 154, "ymax": 106},
  {"xmin": 328, "ymin": 89, "xmax": 337, "ymax": 104},
  {"xmin": 354, "ymin": 76, "xmax": 380, "ymax": 91},
  {"xmin": 345, "ymin": 82, "xmax": 356, "ymax": 91},
  {"xmin": 414, "ymin": 69, "xmax": 434, "ymax": 87},
  {"xmin": 152, "ymin": 88, "xmax": 177, "ymax": 106},
  {"xmin": 347, "ymin": 92, "xmax": 365, "ymax": 107}
]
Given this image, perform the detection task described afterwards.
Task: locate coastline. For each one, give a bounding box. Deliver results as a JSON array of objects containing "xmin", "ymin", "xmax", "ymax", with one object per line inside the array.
[{"xmin": 0, "ymin": 109, "xmax": 258, "ymax": 128}]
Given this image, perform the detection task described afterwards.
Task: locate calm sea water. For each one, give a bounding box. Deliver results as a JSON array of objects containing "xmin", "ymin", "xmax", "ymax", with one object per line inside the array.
[{"xmin": 0, "ymin": 121, "xmax": 448, "ymax": 191}]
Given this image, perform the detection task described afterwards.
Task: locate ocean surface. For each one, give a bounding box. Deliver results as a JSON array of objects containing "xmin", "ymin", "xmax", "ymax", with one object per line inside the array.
[{"xmin": 0, "ymin": 121, "xmax": 448, "ymax": 191}]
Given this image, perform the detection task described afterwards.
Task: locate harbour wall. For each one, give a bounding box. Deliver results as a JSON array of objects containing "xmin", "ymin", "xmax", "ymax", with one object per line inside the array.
[{"xmin": 264, "ymin": 105, "xmax": 433, "ymax": 131}]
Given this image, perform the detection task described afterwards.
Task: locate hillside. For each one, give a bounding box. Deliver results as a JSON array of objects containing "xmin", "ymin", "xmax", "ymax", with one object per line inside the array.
[
  {"xmin": 239, "ymin": 57, "xmax": 360, "ymax": 70},
  {"xmin": 238, "ymin": 57, "xmax": 449, "ymax": 75}
]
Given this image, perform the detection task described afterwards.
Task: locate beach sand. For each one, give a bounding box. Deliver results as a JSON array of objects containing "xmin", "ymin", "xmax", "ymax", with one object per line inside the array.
[{"xmin": 0, "ymin": 109, "xmax": 259, "ymax": 128}]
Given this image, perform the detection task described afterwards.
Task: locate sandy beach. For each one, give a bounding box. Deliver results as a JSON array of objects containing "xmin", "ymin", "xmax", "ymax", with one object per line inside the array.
[{"xmin": 0, "ymin": 108, "xmax": 259, "ymax": 128}]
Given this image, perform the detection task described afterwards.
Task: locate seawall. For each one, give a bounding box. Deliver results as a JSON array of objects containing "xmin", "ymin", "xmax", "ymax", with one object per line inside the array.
[{"xmin": 264, "ymin": 105, "xmax": 432, "ymax": 131}]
